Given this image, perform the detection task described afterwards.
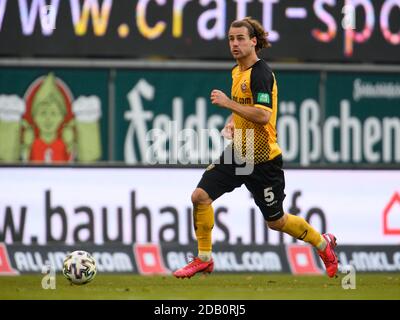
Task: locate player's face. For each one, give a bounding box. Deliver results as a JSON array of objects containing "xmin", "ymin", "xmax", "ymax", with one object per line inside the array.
[{"xmin": 228, "ymin": 27, "xmax": 256, "ymax": 59}]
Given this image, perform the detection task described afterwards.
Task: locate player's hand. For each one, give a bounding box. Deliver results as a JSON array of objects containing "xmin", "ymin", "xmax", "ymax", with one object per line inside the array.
[
  {"xmin": 221, "ymin": 116, "xmax": 234, "ymax": 140},
  {"xmin": 221, "ymin": 122, "xmax": 234, "ymax": 140},
  {"xmin": 210, "ymin": 89, "xmax": 230, "ymax": 108}
]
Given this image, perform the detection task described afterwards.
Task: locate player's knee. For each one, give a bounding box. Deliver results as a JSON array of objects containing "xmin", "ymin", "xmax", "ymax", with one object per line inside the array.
[
  {"xmin": 266, "ymin": 214, "xmax": 287, "ymax": 231},
  {"xmin": 191, "ymin": 188, "xmax": 212, "ymax": 206}
]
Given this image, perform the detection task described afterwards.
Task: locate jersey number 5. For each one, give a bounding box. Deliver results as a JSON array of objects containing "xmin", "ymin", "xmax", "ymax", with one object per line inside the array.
[{"xmin": 264, "ymin": 187, "xmax": 275, "ymax": 203}]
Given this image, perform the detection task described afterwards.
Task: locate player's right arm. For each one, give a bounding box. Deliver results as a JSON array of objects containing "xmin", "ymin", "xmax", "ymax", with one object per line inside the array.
[{"xmin": 210, "ymin": 89, "xmax": 271, "ymax": 125}]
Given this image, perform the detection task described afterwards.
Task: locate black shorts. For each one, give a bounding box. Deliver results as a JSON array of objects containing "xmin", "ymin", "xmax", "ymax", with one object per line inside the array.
[{"xmin": 197, "ymin": 148, "xmax": 286, "ymax": 221}]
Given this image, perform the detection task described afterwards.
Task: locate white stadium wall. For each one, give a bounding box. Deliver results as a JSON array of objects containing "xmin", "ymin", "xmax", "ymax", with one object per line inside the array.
[{"xmin": 0, "ymin": 167, "xmax": 399, "ymax": 246}]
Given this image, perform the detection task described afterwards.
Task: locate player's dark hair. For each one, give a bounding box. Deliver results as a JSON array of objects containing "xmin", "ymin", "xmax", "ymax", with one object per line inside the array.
[{"xmin": 230, "ymin": 17, "xmax": 271, "ymax": 52}]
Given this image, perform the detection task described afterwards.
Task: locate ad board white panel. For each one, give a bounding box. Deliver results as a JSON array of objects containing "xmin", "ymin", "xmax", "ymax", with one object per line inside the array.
[{"xmin": 0, "ymin": 168, "xmax": 399, "ymax": 245}]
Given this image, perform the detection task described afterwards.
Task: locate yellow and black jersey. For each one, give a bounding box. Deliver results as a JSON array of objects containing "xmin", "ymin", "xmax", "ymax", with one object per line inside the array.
[{"xmin": 231, "ymin": 59, "xmax": 281, "ymax": 164}]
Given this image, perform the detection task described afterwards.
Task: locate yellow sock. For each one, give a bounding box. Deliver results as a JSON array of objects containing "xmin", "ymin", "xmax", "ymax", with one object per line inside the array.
[
  {"xmin": 194, "ymin": 203, "xmax": 214, "ymax": 253},
  {"xmin": 281, "ymin": 214, "xmax": 325, "ymax": 249}
]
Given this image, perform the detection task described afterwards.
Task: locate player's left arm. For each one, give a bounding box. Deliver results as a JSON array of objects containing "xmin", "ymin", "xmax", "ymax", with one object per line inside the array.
[{"xmin": 249, "ymin": 62, "xmax": 275, "ymax": 116}]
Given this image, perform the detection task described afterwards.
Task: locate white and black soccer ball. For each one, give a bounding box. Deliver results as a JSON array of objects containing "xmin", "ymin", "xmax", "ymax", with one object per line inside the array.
[{"xmin": 63, "ymin": 250, "xmax": 97, "ymax": 285}]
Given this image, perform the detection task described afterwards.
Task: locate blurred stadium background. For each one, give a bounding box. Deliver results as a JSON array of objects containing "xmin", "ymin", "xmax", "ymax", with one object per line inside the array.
[{"xmin": 0, "ymin": 0, "xmax": 399, "ymax": 299}]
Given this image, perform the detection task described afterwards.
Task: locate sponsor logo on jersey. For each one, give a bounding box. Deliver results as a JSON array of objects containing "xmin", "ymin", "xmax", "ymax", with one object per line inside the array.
[{"xmin": 257, "ymin": 92, "xmax": 270, "ymax": 104}]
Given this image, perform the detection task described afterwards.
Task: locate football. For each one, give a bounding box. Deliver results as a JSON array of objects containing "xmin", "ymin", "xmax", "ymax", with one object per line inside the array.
[{"xmin": 62, "ymin": 250, "xmax": 97, "ymax": 285}]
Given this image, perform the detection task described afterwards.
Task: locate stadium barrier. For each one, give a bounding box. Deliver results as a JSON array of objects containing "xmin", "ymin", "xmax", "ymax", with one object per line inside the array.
[{"xmin": 1, "ymin": 243, "xmax": 400, "ymax": 275}]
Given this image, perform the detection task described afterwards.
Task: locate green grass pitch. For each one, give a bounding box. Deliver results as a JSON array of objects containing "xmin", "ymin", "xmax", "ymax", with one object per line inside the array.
[{"xmin": 1, "ymin": 273, "xmax": 399, "ymax": 300}]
